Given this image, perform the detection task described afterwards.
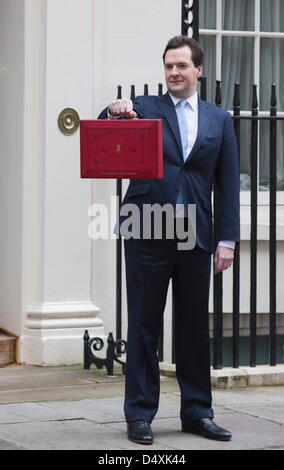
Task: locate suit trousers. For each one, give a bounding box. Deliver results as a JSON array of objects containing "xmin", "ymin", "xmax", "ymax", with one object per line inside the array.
[{"xmin": 123, "ymin": 224, "xmax": 214, "ymax": 424}]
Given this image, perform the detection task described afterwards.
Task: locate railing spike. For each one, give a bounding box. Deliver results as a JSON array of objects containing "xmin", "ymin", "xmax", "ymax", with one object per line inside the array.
[
  {"xmin": 199, "ymin": 76, "xmax": 207, "ymax": 101},
  {"xmin": 270, "ymin": 84, "xmax": 277, "ymax": 109},
  {"xmin": 130, "ymin": 84, "xmax": 135, "ymax": 101},
  {"xmin": 233, "ymin": 82, "xmax": 240, "ymax": 108},
  {"xmin": 215, "ymin": 80, "xmax": 222, "ymax": 107},
  {"xmin": 252, "ymin": 84, "xmax": 258, "ymax": 111},
  {"xmin": 117, "ymin": 85, "xmax": 122, "ymax": 99}
]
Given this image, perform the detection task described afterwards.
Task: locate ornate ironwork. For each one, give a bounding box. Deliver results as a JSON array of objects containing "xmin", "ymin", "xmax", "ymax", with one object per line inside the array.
[
  {"xmin": 181, "ymin": 0, "xmax": 199, "ymax": 40},
  {"xmin": 83, "ymin": 330, "xmax": 127, "ymax": 375}
]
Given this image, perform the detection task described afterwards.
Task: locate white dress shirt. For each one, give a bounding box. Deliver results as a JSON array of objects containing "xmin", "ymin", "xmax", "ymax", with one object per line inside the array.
[{"xmin": 169, "ymin": 92, "xmax": 235, "ymax": 250}]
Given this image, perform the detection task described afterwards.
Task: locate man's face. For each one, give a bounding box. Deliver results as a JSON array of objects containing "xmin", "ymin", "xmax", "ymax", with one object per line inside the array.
[{"xmin": 164, "ymin": 46, "xmax": 202, "ymax": 99}]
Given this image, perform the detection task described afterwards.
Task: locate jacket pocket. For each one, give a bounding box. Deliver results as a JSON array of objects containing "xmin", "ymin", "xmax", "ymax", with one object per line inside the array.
[{"xmin": 205, "ymin": 136, "xmax": 220, "ymax": 141}]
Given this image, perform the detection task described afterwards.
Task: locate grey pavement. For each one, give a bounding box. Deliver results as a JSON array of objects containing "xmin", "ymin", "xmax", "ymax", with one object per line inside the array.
[{"xmin": 0, "ymin": 364, "xmax": 283, "ymax": 450}]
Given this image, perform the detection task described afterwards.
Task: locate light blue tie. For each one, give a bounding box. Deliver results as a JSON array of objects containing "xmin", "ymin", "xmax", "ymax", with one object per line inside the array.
[{"xmin": 176, "ymin": 100, "xmax": 188, "ymax": 208}]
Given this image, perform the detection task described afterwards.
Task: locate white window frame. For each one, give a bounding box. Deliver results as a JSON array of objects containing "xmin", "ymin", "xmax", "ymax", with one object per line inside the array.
[{"xmin": 199, "ymin": 0, "xmax": 284, "ymax": 207}]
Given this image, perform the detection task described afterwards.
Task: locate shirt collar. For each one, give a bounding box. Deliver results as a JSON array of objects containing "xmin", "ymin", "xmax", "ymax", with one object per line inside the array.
[{"xmin": 168, "ymin": 91, "xmax": 198, "ymax": 111}]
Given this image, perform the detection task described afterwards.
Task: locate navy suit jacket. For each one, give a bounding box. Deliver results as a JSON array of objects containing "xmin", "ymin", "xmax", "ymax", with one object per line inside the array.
[{"xmin": 98, "ymin": 92, "xmax": 240, "ymax": 253}]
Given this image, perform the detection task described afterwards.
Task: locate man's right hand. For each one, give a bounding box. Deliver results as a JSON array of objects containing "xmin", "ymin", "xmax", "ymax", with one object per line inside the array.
[{"xmin": 109, "ymin": 98, "xmax": 137, "ymax": 118}]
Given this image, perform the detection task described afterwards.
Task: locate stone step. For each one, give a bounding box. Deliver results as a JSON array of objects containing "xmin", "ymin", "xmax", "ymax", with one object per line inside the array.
[{"xmin": 0, "ymin": 332, "xmax": 17, "ymax": 367}]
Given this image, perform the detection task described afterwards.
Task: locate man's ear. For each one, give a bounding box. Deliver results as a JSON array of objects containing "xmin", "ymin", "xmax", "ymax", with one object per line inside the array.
[{"xmin": 196, "ymin": 64, "xmax": 203, "ymax": 78}]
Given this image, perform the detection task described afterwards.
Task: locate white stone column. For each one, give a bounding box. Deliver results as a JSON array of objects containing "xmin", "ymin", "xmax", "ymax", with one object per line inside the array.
[{"xmin": 20, "ymin": 0, "xmax": 104, "ymax": 365}]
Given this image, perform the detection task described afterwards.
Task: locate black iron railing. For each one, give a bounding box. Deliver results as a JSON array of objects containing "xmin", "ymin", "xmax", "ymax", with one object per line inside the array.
[{"xmin": 109, "ymin": 79, "xmax": 283, "ymax": 371}]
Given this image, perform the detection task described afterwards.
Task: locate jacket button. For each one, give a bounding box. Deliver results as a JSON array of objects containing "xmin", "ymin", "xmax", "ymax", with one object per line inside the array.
[{"xmin": 174, "ymin": 188, "xmax": 179, "ymax": 194}]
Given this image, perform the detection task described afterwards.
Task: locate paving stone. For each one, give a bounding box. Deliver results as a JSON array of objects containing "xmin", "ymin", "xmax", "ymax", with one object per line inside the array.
[
  {"xmin": 39, "ymin": 398, "xmax": 125, "ymax": 423},
  {"xmin": 224, "ymin": 402, "xmax": 284, "ymax": 425},
  {"xmin": 0, "ymin": 370, "xmax": 92, "ymax": 391},
  {"xmin": 0, "ymin": 402, "xmax": 80, "ymax": 424},
  {"xmin": 0, "ymin": 381, "xmax": 126, "ymax": 404},
  {"xmin": 0, "ymin": 395, "xmax": 180, "ymax": 425},
  {"xmin": 110, "ymin": 414, "xmax": 284, "ymax": 450},
  {"xmin": 0, "ymin": 379, "xmax": 180, "ymax": 405},
  {"xmin": 212, "ymin": 386, "xmax": 284, "ymax": 406},
  {"xmin": 0, "ymin": 439, "xmax": 25, "ymax": 450},
  {"xmin": 0, "ymin": 420, "xmax": 174, "ymax": 450}
]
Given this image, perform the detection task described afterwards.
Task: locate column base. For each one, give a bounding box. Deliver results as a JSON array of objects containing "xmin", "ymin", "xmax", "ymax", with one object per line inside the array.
[{"xmin": 19, "ymin": 301, "xmax": 105, "ymax": 366}]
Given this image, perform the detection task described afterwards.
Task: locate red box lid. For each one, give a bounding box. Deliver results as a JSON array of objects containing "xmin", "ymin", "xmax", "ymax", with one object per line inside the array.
[{"xmin": 80, "ymin": 119, "xmax": 163, "ymax": 179}]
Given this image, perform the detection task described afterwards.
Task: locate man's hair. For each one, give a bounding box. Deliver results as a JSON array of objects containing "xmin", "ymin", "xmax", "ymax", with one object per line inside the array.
[{"xmin": 162, "ymin": 36, "xmax": 203, "ymax": 67}]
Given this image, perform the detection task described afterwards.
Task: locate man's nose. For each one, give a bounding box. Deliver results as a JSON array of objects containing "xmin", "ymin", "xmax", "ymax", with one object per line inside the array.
[{"xmin": 170, "ymin": 66, "xmax": 179, "ymax": 76}]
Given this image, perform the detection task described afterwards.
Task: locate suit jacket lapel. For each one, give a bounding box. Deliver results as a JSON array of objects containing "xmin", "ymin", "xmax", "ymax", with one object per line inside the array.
[
  {"xmin": 185, "ymin": 96, "xmax": 210, "ymax": 163},
  {"xmin": 157, "ymin": 93, "xmax": 183, "ymax": 161},
  {"xmin": 158, "ymin": 93, "xmax": 211, "ymax": 164}
]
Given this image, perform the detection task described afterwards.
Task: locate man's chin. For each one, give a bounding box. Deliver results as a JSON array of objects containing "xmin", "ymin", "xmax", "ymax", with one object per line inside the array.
[{"xmin": 168, "ymin": 87, "xmax": 185, "ymax": 98}]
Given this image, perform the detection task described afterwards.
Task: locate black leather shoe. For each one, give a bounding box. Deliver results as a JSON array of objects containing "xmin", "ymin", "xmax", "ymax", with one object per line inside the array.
[
  {"xmin": 127, "ymin": 420, "xmax": 153, "ymax": 445},
  {"xmin": 182, "ymin": 418, "xmax": 232, "ymax": 441}
]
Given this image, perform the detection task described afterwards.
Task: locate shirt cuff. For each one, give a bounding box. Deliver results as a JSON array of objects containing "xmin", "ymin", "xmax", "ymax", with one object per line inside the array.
[
  {"xmin": 107, "ymin": 107, "xmax": 121, "ymax": 119},
  {"xmin": 218, "ymin": 240, "xmax": 236, "ymax": 250}
]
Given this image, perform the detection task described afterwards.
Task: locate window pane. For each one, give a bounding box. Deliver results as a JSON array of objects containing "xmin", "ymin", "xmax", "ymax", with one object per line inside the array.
[
  {"xmin": 260, "ymin": 38, "xmax": 284, "ymax": 112},
  {"xmin": 222, "ymin": 36, "xmax": 254, "ymax": 110},
  {"xmin": 239, "ymin": 120, "xmax": 252, "ymax": 191},
  {"xmin": 222, "ymin": 0, "xmax": 254, "ymax": 31},
  {"xmin": 199, "ymin": 0, "xmax": 216, "ymax": 29},
  {"xmin": 259, "ymin": 120, "xmax": 284, "ymax": 191},
  {"xmin": 238, "ymin": 120, "xmax": 284, "ymax": 192},
  {"xmin": 260, "ymin": 0, "xmax": 284, "ymax": 32},
  {"xmin": 198, "ymin": 35, "xmax": 216, "ymax": 104}
]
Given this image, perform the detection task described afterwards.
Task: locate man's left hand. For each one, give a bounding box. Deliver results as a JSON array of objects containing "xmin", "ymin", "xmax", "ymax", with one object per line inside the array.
[{"xmin": 214, "ymin": 246, "xmax": 234, "ymax": 274}]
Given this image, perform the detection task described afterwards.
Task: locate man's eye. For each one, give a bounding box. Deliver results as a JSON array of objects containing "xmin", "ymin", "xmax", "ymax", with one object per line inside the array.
[{"xmin": 165, "ymin": 65, "xmax": 172, "ymax": 70}]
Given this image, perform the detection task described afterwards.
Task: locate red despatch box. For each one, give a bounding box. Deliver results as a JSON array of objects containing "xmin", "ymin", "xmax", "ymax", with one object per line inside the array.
[{"xmin": 80, "ymin": 119, "xmax": 163, "ymax": 179}]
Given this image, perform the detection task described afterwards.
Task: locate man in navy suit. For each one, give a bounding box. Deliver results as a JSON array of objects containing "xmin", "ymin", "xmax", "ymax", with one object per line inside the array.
[{"xmin": 98, "ymin": 36, "xmax": 240, "ymax": 444}]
